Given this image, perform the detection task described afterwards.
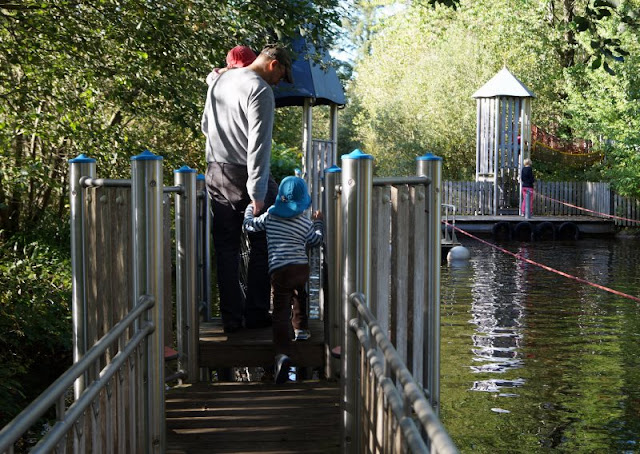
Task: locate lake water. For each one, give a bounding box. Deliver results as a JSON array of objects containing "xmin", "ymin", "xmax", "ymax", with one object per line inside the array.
[{"xmin": 440, "ymin": 237, "xmax": 640, "ymax": 453}]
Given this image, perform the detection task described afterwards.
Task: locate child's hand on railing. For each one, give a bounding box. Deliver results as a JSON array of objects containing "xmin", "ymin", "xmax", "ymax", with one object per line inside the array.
[{"xmin": 312, "ymin": 211, "xmax": 323, "ymax": 221}]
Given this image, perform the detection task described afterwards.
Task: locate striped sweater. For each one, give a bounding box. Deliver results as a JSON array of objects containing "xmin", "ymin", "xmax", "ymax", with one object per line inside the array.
[{"xmin": 243, "ymin": 205, "xmax": 323, "ymax": 274}]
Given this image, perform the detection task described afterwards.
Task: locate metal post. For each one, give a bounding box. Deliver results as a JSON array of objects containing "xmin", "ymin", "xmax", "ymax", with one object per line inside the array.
[
  {"xmin": 323, "ymin": 165, "xmax": 342, "ymax": 380},
  {"xmin": 341, "ymin": 149, "xmax": 373, "ymax": 453},
  {"xmin": 303, "ymin": 98, "xmax": 314, "ymax": 207},
  {"xmin": 493, "ymin": 99, "xmax": 500, "ymax": 215},
  {"xmin": 131, "ymin": 150, "xmax": 165, "ymax": 453},
  {"xmin": 311, "ymin": 141, "xmax": 320, "ymax": 210},
  {"xmin": 69, "ymin": 154, "xmax": 96, "ymax": 401},
  {"xmin": 174, "ymin": 166, "xmax": 199, "ymax": 382},
  {"xmin": 303, "ymin": 98, "xmax": 313, "ymax": 177},
  {"xmin": 196, "ymin": 174, "xmax": 212, "ymax": 322},
  {"xmin": 417, "ymin": 153, "xmax": 442, "ymax": 415},
  {"xmin": 330, "ymin": 104, "xmax": 339, "ymax": 167},
  {"xmin": 198, "ymin": 174, "xmax": 211, "ymax": 381}
]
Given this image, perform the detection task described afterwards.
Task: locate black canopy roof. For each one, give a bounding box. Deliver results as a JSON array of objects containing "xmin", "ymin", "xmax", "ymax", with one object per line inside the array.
[{"xmin": 273, "ymin": 38, "xmax": 346, "ymax": 108}]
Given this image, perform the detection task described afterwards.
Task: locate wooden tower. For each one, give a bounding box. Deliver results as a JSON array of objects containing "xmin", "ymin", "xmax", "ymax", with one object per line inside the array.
[{"xmin": 472, "ymin": 67, "xmax": 535, "ymax": 215}]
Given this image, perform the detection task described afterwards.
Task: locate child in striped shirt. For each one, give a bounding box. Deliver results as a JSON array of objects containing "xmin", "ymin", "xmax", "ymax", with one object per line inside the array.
[{"xmin": 243, "ymin": 176, "xmax": 323, "ymax": 384}]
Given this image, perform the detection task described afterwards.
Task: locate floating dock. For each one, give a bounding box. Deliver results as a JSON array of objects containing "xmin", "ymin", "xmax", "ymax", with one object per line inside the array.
[{"xmin": 450, "ymin": 215, "xmax": 615, "ymax": 240}]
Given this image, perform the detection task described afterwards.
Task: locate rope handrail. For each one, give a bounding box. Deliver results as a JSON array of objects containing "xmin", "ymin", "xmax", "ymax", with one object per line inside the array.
[
  {"xmin": 537, "ymin": 193, "xmax": 640, "ymax": 224},
  {"xmin": 448, "ymin": 223, "xmax": 640, "ymax": 304}
]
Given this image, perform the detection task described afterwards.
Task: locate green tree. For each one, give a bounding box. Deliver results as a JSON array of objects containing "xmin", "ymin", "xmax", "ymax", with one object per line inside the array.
[
  {"xmin": 344, "ymin": 0, "xmax": 640, "ymax": 188},
  {"xmin": 0, "ymin": 0, "xmax": 341, "ymax": 237}
]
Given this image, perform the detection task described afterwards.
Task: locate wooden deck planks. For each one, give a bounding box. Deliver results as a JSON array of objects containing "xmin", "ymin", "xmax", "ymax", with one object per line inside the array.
[
  {"xmin": 199, "ymin": 319, "xmax": 325, "ymax": 369},
  {"xmin": 166, "ymin": 381, "xmax": 341, "ymax": 454}
]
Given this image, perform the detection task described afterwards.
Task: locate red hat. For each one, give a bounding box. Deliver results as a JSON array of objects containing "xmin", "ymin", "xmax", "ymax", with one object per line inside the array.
[{"xmin": 226, "ymin": 46, "xmax": 257, "ymax": 68}]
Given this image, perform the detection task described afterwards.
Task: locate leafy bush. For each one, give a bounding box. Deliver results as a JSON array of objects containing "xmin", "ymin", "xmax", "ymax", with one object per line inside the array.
[
  {"xmin": 0, "ymin": 227, "xmax": 72, "ymax": 426},
  {"xmin": 271, "ymin": 142, "xmax": 303, "ymax": 184},
  {"xmin": 599, "ymin": 144, "xmax": 640, "ymax": 199}
]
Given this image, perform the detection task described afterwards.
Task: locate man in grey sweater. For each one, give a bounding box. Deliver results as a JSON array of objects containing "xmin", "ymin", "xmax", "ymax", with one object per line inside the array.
[{"xmin": 202, "ymin": 44, "xmax": 293, "ymax": 333}]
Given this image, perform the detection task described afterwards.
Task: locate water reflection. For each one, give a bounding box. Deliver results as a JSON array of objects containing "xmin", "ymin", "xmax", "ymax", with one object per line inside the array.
[
  {"xmin": 467, "ymin": 246, "xmax": 526, "ymax": 390},
  {"xmin": 441, "ymin": 238, "xmax": 640, "ymax": 453},
  {"xmin": 471, "ymin": 377, "xmax": 525, "ymax": 392}
]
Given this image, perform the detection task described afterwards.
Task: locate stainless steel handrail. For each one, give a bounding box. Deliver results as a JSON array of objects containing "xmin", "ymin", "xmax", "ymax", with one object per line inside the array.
[
  {"xmin": 441, "ymin": 203, "xmax": 458, "ymax": 244},
  {"xmin": 348, "ymin": 292, "xmax": 459, "ymax": 454},
  {"xmin": 0, "ymin": 295, "xmax": 154, "ymax": 453}
]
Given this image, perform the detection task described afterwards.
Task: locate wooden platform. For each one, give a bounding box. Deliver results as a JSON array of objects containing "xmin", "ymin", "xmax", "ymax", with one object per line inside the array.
[
  {"xmin": 453, "ymin": 215, "xmax": 615, "ymax": 236},
  {"xmin": 166, "ymin": 381, "xmax": 341, "ymax": 454},
  {"xmin": 199, "ymin": 319, "xmax": 325, "ymax": 369}
]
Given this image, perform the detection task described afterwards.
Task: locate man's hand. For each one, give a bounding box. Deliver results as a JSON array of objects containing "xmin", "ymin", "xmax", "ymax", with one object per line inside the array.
[{"xmin": 252, "ymin": 199, "xmax": 264, "ymax": 214}]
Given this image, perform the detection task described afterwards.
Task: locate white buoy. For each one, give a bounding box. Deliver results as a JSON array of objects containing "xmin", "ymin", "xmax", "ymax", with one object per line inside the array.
[{"xmin": 447, "ymin": 245, "xmax": 470, "ymax": 263}]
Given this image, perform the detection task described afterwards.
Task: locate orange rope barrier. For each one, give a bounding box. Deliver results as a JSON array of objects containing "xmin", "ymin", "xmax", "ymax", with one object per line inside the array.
[
  {"xmin": 447, "ymin": 222, "xmax": 640, "ymax": 304},
  {"xmin": 537, "ymin": 193, "xmax": 640, "ymax": 224}
]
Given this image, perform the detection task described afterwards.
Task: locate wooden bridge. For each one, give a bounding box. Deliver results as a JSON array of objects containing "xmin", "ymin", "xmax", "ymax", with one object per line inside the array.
[
  {"xmin": 0, "ymin": 151, "xmax": 458, "ymax": 454},
  {"xmin": 4, "ymin": 149, "xmax": 633, "ymax": 452},
  {"xmin": 4, "ymin": 148, "xmax": 634, "ymax": 453},
  {"xmin": 197, "ymin": 320, "xmax": 326, "ymax": 371}
]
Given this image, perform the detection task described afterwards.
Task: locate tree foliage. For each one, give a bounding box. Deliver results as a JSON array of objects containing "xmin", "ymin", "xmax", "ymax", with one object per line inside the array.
[
  {"xmin": 0, "ymin": 0, "xmax": 341, "ymax": 237},
  {"xmin": 345, "ymin": 0, "xmax": 640, "ymax": 193},
  {"xmin": 0, "ymin": 230, "xmax": 72, "ymax": 426}
]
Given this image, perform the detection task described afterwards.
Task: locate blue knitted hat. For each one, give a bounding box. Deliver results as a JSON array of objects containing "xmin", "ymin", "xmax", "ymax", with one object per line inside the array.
[{"xmin": 268, "ymin": 176, "xmax": 311, "ymax": 218}]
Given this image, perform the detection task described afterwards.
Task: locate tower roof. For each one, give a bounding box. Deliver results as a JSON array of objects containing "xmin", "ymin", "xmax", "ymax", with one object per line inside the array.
[
  {"xmin": 273, "ymin": 37, "xmax": 346, "ymax": 108},
  {"xmin": 472, "ymin": 67, "xmax": 535, "ymax": 99}
]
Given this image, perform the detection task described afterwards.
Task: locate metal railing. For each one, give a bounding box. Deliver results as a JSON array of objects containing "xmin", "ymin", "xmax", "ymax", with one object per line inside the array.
[
  {"xmin": 348, "ymin": 292, "xmax": 458, "ymax": 454},
  {"xmin": 0, "ymin": 296, "xmax": 154, "ymax": 454},
  {"xmin": 326, "ymin": 150, "xmax": 457, "ymax": 452},
  {"xmin": 0, "ymin": 151, "xmax": 210, "ymax": 453},
  {"xmin": 441, "ymin": 203, "xmax": 458, "ymax": 245}
]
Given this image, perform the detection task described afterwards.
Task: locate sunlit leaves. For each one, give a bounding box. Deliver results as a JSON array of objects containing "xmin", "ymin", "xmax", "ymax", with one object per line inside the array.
[
  {"xmin": 344, "ymin": 0, "xmax": 640, "ymax": 191},
  {"xmin": 0, "ymin": 0, "xmax": 341, "ymax": 235}
]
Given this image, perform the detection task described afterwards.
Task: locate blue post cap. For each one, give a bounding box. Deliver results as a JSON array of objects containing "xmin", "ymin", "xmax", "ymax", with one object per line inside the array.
[
  {"xmin": 174, "ymin": 165, "xmax": 196, "ymax": 174},
  {"xmin": 68, "ymin": 153, "xmax": 96, "ymax": 164},
  {"xmin": 341, "ymin": 148, "xmax": 374, "ymax": 161},
  {"xmin": 417, "ymin": 152, "xmax": 442, "ymax": 161},
  {"xmin": 131, "ymin": 149, "xmax": 163, "ymax": 161},
  {"xmin": 325, "ymin": 165, "xmax": 342, "ymax": 173},
  {"xmin": 197, "ymin": 174, "xmax": 205, "ymax": 181}
]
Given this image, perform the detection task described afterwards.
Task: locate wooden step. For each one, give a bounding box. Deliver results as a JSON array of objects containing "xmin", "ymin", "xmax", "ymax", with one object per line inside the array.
[
  {"xmin": 199, "ymin": 319, "xmax": 325, "ymax": 369},
  {"xmin": 166, "ymin": 380, "xmax": 341, "ymax": 453}
]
